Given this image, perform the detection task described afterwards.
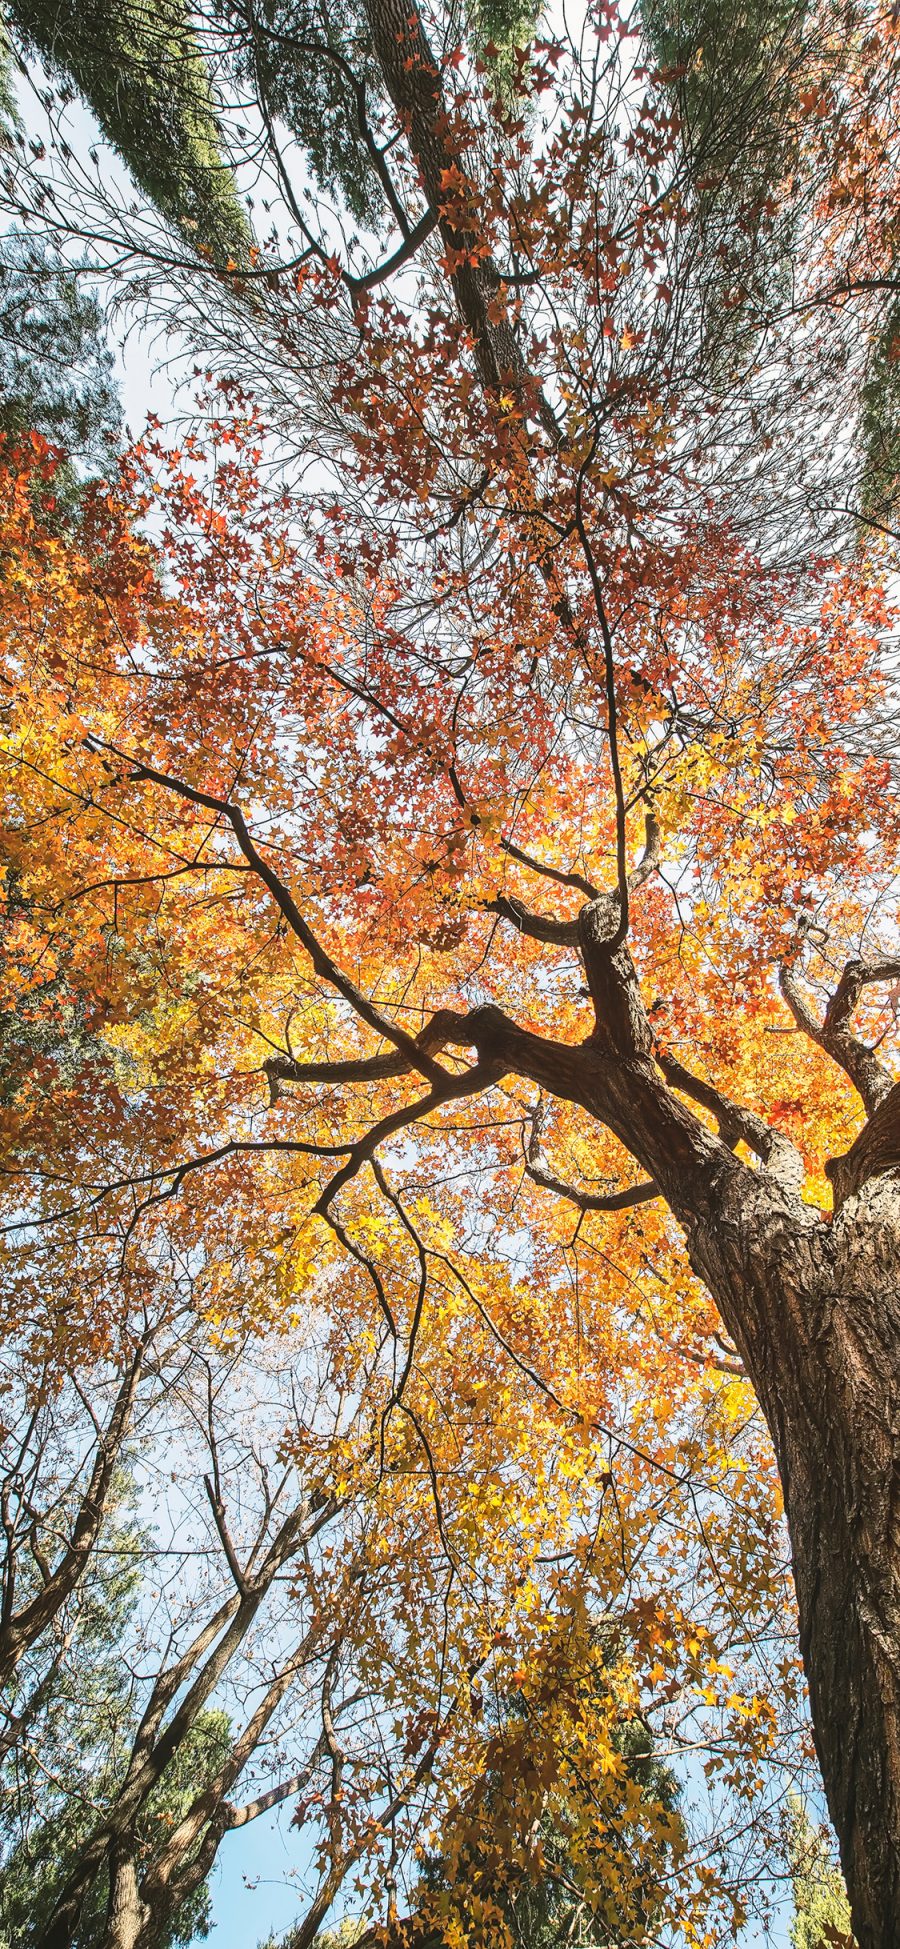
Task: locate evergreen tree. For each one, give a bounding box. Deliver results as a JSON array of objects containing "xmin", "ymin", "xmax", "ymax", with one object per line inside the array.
[
  {"xmin": 0, "ymin": 233, "xmax": 119, "ymax": 470},
  {"xmin": 2, "ymin": 0, "xmax": 539, "ymax": 246},
  {"xmin": 2, "ymin": 0, "xmax": 249, "ymax": 264},
  {"xmin": 788, "ymin": 1799, "xmax": 855, "ymax": 1949},
  {"xmin": 0, "ymin": 1486, "xmax": 230, "ymax": 1949}
]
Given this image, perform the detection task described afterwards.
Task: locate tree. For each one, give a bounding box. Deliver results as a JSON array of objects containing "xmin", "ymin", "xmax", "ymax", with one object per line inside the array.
[
  {"xmin": 4, "ymin": 2, "xmax": 900, "ymax": 1944},
  {"xmin": 2, "ymin": 0, "xmax": 249, "ymax": 266},
  {"xmin": 0, "ymin": 1477, "xmax": 230, "ymax": 1949},
  {"xmin": 403, "ymin": 1661, "xmax": 683, "ymax": 1949},
  {"xmin": 788, "ymin": 1800, "xmax": 855, "ymax": 1949},
  {"xmin": 0, "ymin": 235, "xmax": 119, "ymax": 484}
]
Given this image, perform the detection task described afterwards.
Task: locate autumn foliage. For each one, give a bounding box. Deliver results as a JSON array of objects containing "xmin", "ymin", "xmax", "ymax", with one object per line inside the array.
[{"xmin": 3, "ymin": 0, "xmax": 900, "ymax": 1942}]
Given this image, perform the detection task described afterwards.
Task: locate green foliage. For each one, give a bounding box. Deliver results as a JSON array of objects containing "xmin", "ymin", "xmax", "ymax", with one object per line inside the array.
[
  {"xmin": 237, "ymin": 1, "xmax": 384, "ymax": 227},
  {"xmin": 0, "ymin": 17, "xmax": 19, "ymax": 134},
  {"xmin": 639, "ymin": 0, "xmax": 807, "ymax": 322},
  {"xmin": 3, "ymin": 0, "xmax": 249, "ymax": 263},
  {"xmin": 859, "ymin": 303, "xmax": 900, "ymax": 522},
  {"xmin": 466, "ymin": 0, "xmax": 542, "ymax": 101},
  {"xmin": 787, "ymin": 1798, "xmax": 855, "ymax": 1949},
  {"xmin": 238, "ymin": 0, "xmax": 541, "ymax": 232},
  {"xmin": 0, "ymin": 233, "xmax": 119, "ymax": 471},
  {"xmin": 0, "ymin": 1484, "xmax": 230, "ymax": 1949},
  {"xmin": 262, "ymin": 1919, "xmax": 370, "ymax": 1949},
  {"xmin": 641, "ymin": 0, "xmax": 806, "ymax": 150}
]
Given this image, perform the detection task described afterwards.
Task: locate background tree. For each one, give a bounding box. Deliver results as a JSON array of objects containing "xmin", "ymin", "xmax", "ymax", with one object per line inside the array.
[
  {"xmin": 401, "ymin": 1657, "xmax": 682, "ymax": 1949},
  {"xmin": 0, "ymin": 1479, "xmax": 229, "ymax": 1949},
  {"xmin": 0, "ymin": 235, "xmax": 118, "ymax": 468},
  {"xmin": 788, "ymin": 1799, "xmax": 855, "ymax": 1949},
  {"xmin": 1, "ymin": 0, "xmax": 248, "ymax": 266}
]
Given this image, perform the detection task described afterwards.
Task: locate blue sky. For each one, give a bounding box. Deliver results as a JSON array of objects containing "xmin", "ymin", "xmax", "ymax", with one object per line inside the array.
[{"xmin": 206, "ymin": 1811, "xmax": 314, "ymax": 1948}]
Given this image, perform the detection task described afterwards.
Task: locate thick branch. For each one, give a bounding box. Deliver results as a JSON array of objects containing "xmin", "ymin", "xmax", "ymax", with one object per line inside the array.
[
  {"xmin": 483, "ymin": 894, "xmax": 580, "ymax": 945},
  {"xmin": 486, "ymin": 813, "xmax": 660, "ymax": 1040},
  {"xmin": 826, "ymin": 1079, "xmax": 900, "ymax": 1209},
  {"xmin": 362, "ymin": 0, "xmax": 556, "ymax": 433},
  {"xmin": 578, "ymin": 902, "xmax": 654, "ymax": 1060},
  {"xmin": 263, "ymin": 1007, "xmax": 480, "ymax": 1101},
  {"xmin": 628, "ymin": 809, "xmax": 661, "ymax": 891},
  {"xmin": 265, "ymin": 1049, "xmax": 409, "ymax": 1102}
]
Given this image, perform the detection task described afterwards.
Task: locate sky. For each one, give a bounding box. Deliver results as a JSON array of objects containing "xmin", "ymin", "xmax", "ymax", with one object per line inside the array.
[{"xmin": 207, "ymin": 1811, "xmax": 316, "ymax": 1948}]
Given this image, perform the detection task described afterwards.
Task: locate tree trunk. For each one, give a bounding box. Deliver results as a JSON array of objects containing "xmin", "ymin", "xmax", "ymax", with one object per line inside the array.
[
  {"xmin": 104, "ymin": 1849, "xmax": 149, "ymax": 1949},
  {"xmin": 686, "ymin": 1167, "xmax": 900, "ymax": 1949},
  {"xmin": 453, "ymin": 1002, "xmax": 900, "ymax": 1944}
]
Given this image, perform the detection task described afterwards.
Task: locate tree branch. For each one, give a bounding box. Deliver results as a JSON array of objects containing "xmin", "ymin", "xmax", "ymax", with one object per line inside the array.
[
  {"xmin": 657, "ymin": 1049, "xmax": 806, "ymax": 1196},
  {"xmin": 482, "ymin": 894, "xmax": 580, "ymax": 945},
  {"xmin": 0, "ymin": 1335, "xmax": 150, "ymax": 1688},
  {"xmin": 263, "ymin": 1006, "xmax": 482, "ymax": 1101},
  {"xmin": 524, "ymin": 1103, "xmax": 657, "ymax": 1210},
  {"xmin": 826, "ymin": 1079, "xmax": 900, "ymax": 1209},
  {"xmin": 346, "ymin": 208, "xmax": 439, "ymax": 294},
  {"xmin": 85, "ymin": 739, "xmax": 449, "ymax": 1089},
  {"xmin": 498, "ymin": 835, "xmax": 600, "ymax": 900},
  {"xmin": 780, "ymin": 954, "xmax": 900, "ymax": 1115}
]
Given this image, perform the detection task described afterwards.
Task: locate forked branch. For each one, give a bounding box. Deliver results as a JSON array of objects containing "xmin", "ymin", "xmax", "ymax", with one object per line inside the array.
[
  {"xmin": 657, "ymin": 1051, "xmax": 806, "ymax": 1198},
  {"xmin": 780, "ymin": 952, "xmax": 900, "ymax": 1115},
  {"xmin": 85, "ymin": 738, "xmax": 449, "ymax": 1089}
]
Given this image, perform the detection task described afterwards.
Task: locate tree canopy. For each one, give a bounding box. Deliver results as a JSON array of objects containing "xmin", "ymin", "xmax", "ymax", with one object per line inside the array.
[{"xmin": 1, "ymin": 0, "xmax": 900, "ymax": 1945}]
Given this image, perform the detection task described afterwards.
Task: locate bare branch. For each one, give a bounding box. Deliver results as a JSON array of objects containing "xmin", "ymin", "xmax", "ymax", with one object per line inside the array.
[
  {"xmin": 203, "ymin": 1476, "xmax": 248, "ymax": 1598},
  {"xmin": 0, "ymin": 1335, "xmax": 151, "ymax": 1688}
]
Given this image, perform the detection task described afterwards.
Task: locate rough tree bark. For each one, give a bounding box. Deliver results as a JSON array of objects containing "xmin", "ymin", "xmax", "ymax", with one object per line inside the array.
[{"xmin": 454, "ymin": 919, "xmax": 900, "ymax": 1949}]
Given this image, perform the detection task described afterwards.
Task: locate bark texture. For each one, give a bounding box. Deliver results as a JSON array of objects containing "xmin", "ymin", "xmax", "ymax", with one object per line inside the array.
[{"xmin": 689, "ymin": 1172, "xmax": 900, "ymax": 1948}]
